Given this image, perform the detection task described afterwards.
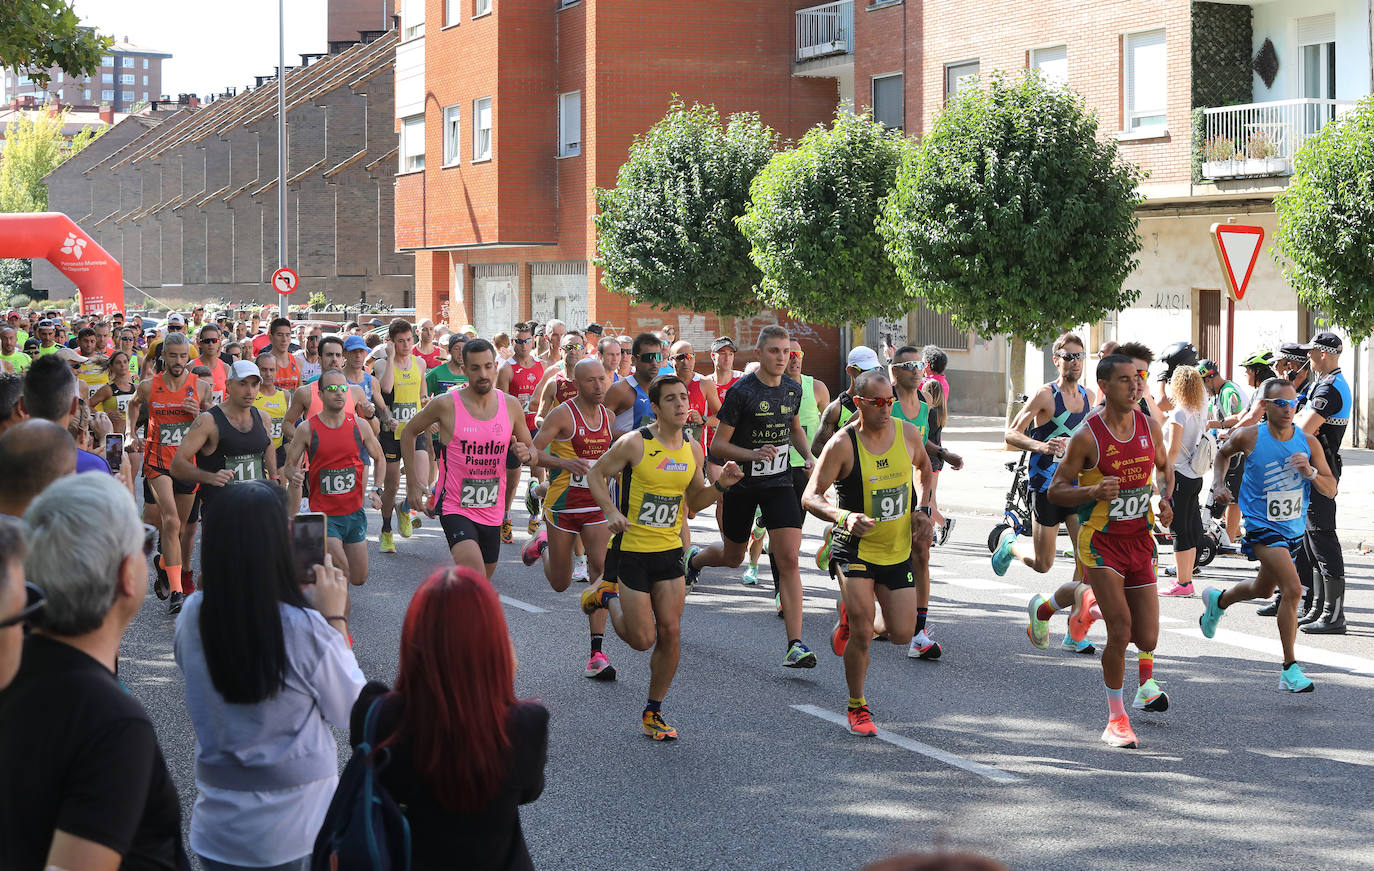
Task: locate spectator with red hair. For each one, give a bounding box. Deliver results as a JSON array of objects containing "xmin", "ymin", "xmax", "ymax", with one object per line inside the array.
[{"xmin": 350, "ymin": 566, "xmax": 548, "ymax": 870}]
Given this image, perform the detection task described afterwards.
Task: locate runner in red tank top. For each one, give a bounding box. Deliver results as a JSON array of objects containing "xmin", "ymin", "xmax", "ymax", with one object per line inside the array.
[
  {"xmin": 706, "ymin": 336, "xmax": 742, "ymax": 475},
  {"xmin": 1049, "ymin": 353, "xmax": 1174, "ymax": 751},
  {"xmin": 283, "ymin": 370, "xmax": 386, "ymax": 600},
  {"xmin": 496, "ymin": 323, "xmax": 546, "ymax": 543},
  {"xmin": 528, "ymin": 331, "xmax": 588, "ymax": 535}
]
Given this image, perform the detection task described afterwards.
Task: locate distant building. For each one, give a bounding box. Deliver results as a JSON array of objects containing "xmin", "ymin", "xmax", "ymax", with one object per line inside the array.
[{"xmin": 2, "ymin": 39, "xmax": 172, "ymax": 113}]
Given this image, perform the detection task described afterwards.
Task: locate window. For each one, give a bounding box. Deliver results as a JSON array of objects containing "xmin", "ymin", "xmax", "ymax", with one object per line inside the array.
[
  {"xmin": 102, "ymin": 73, "xmax": 113, "ymax": 83},
  {"xmin": 473, "ymin": 96, "xmax": 492, "ymax": 161},
  {"xmin": 403, "ymin": 0, "xmax": 425, "ymax": 39},
  {"xmin": 101, "ymin": 55, "xmax": 113, "ymax": 66},
  {"xmin": 944, "ymin": 60, "xmax": 979, "ymax": 101},
  {"xmin": 120, "ymin": 74, "xmax": 135, "ymax": 85},
  {"xmin": 143, "ymin": 58, "xmax": 149, "ymax": 69},
  {"xmin": 84, "ymin": 88, "xmax": 92, "ymax": 100},
  {"xmin": 1124, "ymin": 30, "xmax": 1167, "ymax": 131},
  {"xmin": 872, "ymin": 74, "xmax": 903, "ymax": 130},
  {"xmin": 1031, "ymin": 45, "xmax": 1068, "ymax": 87},
  {"xmin": 101, "ymin": 89, "xmax": 114, "ymax": 101},
  {"xmin": 142, "ymin": 75, "xmax": 148, "ymax": 86},
  {"xmin": 558, "ymin": 91, "xmax": 580, "ymax": 156},
  {"xmin": 475, "ymin": 0, "xmax": 491, "ymax": 14},
  {"xmin": 400, "ymin": 114, "xmax": 425, "ymax": 172},
  {"xmin": 442, "ymin": 104, "xmax": 461, "ymax": 165},
  {"xmin": 142, "ymin": 91, "xmax": 148, "ymax": 101},
  {"xmin": 122, "ymin": 57, "xmax": 135, "ymax": 68},
  {"xmin": 445, "ymin": 0, "xmax": 459, "ymax": 25},
  {"xmin": 121, "ymin": 91, "xmax": 134, "ymax": 102}
]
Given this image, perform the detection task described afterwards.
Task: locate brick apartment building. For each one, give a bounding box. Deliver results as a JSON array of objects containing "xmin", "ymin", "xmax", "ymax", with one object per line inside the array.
[
  {"xmin": 394, "ymin": 0, "xmax": 848, "ymax": 384},
  {"xmin": 33, "ymin": 33, "xmax": 413, "ymax": 308},
  {"xmin": 3, "ymin": 39, "xmax": 172, "ymax": 113}
]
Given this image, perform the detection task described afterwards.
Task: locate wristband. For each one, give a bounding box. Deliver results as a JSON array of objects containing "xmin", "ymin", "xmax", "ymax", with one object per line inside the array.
[
  {"xmin": 838, "ymin": 509, "xmax": 851, "ymax": 529},
  {"xmin": 1303, "ymin": 466, "xmax": 1317, "ymax": 481},
  {"xmin": 916, "ymin": 505, "xmax": 932, "ymax": 516},
  {"xmin": 713, "ymin": 480, "xmax": 730, "ymax": 493}
]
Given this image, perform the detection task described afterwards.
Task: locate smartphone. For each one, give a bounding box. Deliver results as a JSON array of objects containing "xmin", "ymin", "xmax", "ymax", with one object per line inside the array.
[
  {"xmin": 105, "ymin": 433, "xmax": 124, "ymax": 471},
  {"xmin": 291, "ymin": 512, "xmax": 327, "ymax": 585}
]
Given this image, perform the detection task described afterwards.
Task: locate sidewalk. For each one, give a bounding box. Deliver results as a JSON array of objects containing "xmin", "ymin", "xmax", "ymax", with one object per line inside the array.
[{"xmin": 937, "ymin": 414, "xmax": 1374, "ymax": 553}]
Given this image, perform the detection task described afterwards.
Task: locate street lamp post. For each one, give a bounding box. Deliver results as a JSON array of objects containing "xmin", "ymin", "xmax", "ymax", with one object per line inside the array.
[{"xmin": 277, "ymin": 0, "xmax": 287, "ymax": 319}]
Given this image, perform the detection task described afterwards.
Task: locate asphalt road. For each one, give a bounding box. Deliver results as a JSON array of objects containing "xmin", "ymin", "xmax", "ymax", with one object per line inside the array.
[{"xmin": 119, "ymin": 478, "xmax": 1374, "ymax": 871}]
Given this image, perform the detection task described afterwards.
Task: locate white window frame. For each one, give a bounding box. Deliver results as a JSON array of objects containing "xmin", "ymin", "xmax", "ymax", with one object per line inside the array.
[
  {"xmin": 558, "ymin": 90, "xmax": 581, "ymax": 157},
  {"xmin": 102, "ymin": 73, "xmax": 113, "ymax": 83},
  {"xmin": 143, "ymin": 58, "xmax": 149, "ymax": 69},
  {"xmin": 473, "ymin": 96, "xmax": 493, "ymax": 162},
  {"xmin": 122, "ymin": 57, "xmax": 135, "ymax": 68},
  {"xmin": 474, "ymin": 0, "xmax": 491, "ymax": 15},
  {"xmin": 944, "ymin": 60, "xmax": 979, "ymax": 102},
  {"xmin": 400, "ymin": 114, "xmax": 426, "ymax": 173},
  {"xmin": 1030, "ymin": 44, "xmax": 1068, "ymax": 88},
  {"xmin": 444, "ymin": 0, "xmax": 460, "ymax": 26},
  {"xmin": 442, "ymin": 104, "xmax": 461, "ymax": 165},
  {"xmin": 1123, "ymin": 29, "xmax": 1167, "ymax": 132},
  {"xmin": 121, "ymin": 90, "xmax": 134, "ymax": 102},
  {"xmin": 403, "ymin": 0, "xmax": 426, "ymax": 40},
  {"xmin": 100, "ymin": 55, "xmax": 113, "ymax": 66},
  {"xmin": 120, "ymin": 73, "xmax": 135, "ymax": 85},
  {"xmin": 101, "ymin": 89, "xmax": 114, "ymax": 101},
  {"xmin": 871, "ymin": 73, "xmax": 903, "ymax": 130}
]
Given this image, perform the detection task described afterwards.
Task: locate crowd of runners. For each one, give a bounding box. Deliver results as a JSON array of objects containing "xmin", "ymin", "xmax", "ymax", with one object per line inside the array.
[{"xmin": 0, "ymin": 304, "xmax": 1356, "ymax": 751}]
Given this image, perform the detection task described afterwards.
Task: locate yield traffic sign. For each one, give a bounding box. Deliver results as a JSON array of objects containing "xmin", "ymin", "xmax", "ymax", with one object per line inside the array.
[
  {"xmin": 1210, "ymin": 224, "xmax": 1264, "ymax": 301},
  {"xmin": 272, "ymin": 266, "xmax": 299, "ymax": 295}
]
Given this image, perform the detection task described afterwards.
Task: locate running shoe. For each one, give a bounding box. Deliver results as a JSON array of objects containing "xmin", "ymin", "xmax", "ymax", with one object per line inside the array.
[
  {"xmin": 1278, "ymin": 662, "xmax": 1315, "ymax": 693},
  {"xmin": 831, "ymin": 599, "xmax": 850, "ymax": 657},
  {"xmin": 527, "ymin": 514, "xmax": 541, "ymax": 534},
  {"xmin": 153, "ymin": 554, "xmax": 170, "ymax": 600},
  {"xmin": 397, "ymin": 510, "xmax": 413, "ymax": 538},
  {"xmin": 741, "ymin": 564, "xmax": 759, "ymax": 586},
  {"xmin": 938, "ymin": 517, "xmax": 956, "ymax": 546},
  {"xmin": 1132, "ymin": 678, "xmax": 1170, "ymax": 712},
  {"xmin": 572, "ymin": 554, "xmax": 589, "ymax": 583},
  {"xmin": 1100, "ymin": 715, "xmax": 1138, "ymax": 749},
  {"xmin": 1068, "ymin": 587, "xmax": 1098, "ymax": 643},
  {"xmin": 1198, "ymin": 586, "xmax": 1225, "ymax": 638},
  {"xmin": 1026, "ymin": 594, "xmax": 1050, "ymax": 650},
  {"xmin": 525, "ymin": 483, "xmax": 541, "ymax": 528},
  {"xmin": 1163, "ymin": 565, "xmax": 1200, "ymax": 578},
  {"xmin": 1161, "ymin": 581, "xmax": 1194, "ymax": 597},
  {"xmin": 847, "ymin": 705, "xmax": 878, "ymax": 737},
  {"xmin": 750, "ymin": 519, "xmax": 767, "ymax": 543},
  {"xmin": 683, "ymin": 544, "xmax": 703, "ymax": 590},
  {"xmin": 501, "ymin": 518, "xmax": 514, "ymax": 544},
  {"xmin": 782, "ymin": 641, "xmax": 817, "ymax": 669},
  {"xmin": 1061, "ymin": 633, "xmax": 1096, "ymax": 654},
  {"xmin": 168, "ymin": 590, "xmax": 184, "ymax": 616},
  {"xmin": 379, "ymin": 531, "xmax": 396, "ymax": 554},
  {"xmin": 642, "ymin": 710, "xmax": 678, "ymax": 741},
  {"xmin": 815, "ymin": 523, "xmax": 835, "ymax": 571},
  {"xmin": 990, "ymin": 527, "xmax": 1016, "ymax": 576},
  {"xmin": 520, "ymin": 529, "xmax": 548, "ymax": 566},
  {"xmin": 907, "ymin": 632, "xmax": 942, "ymax": 660},
  {"xmin": 584, "ymin": 651, "xmax": 616, "ymax": 681},
  {"xmin": 580, "ymin": 579, "xmax": 618, "ymax": 615},
  {"xmin": 412, "ymin": 511, "xmax": 422, "ymax": 529}
]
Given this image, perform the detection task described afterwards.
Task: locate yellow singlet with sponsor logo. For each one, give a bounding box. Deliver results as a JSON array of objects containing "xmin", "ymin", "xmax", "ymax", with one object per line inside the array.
[
  {"xmin": 619, "ymin": 429, "xmax": 696, "ymax": 553},
  {"xmin": 253, "ymin": 389, "xmax": 290, "ymax": 449},
  {"xmin": 390, "ymin": 358, "xmax": 424, "ymax": 437},
  {"xmin": 831, "ymin": 424, "xmax": 914, "ymax": 566}
]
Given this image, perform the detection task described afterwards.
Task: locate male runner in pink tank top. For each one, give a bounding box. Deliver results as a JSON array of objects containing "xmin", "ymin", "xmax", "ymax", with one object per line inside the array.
[{"xmin": 404, "ymin": 338, "xmax": 535, "ymax": 578}]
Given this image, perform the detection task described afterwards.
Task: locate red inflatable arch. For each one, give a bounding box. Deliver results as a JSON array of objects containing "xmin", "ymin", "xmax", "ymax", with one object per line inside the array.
[{"xmin": 0, "ymin": 212, "xmax": 123, "ymax": 316}]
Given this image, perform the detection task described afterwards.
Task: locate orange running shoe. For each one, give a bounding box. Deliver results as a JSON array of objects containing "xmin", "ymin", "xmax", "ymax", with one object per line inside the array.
[
  {"xmin": 642, "ymin": 710, "xmax": 678, "ymax": 741},
  {"xmin": 847, "ymin": 705, "xmax": 878, "ymax": 737},
  {"xmin": 1069, "ymin": 586, "xmax": 1099, "ymax": 643},
  {"xmin": 831, "ymin": 599, "xmax": 850, "ymax": 656},
  {"xmin": 1101, "ymin": 715, "xmax": 1138, "ymax": 749}
]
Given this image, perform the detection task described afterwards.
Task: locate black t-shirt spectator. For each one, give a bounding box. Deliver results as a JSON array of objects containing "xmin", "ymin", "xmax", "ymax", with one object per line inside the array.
[
  {"xmin": 715, "ymin": 372, "xmax": 803, "ymax": 490},
  {"xmin": 0, "ymin": 635, "xmax": 188, "ymax": 870},
  {"xmin": 1306, "ymin": 369, "xmax": 1351, "ymax": 469},
  {"xmin": 349, "ymin": 681, "xmax": 548, "ymax": 871}
]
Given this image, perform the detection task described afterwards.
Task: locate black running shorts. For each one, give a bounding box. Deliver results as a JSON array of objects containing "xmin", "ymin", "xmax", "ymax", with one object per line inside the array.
[
  {"xmin": 721, "ymin": 486, "xmax": 803, "ymax": 543},
  {"xmin": 441, "ymin": 513, "xmax": 501, "ymax": 564},
  {"xmin": 606, "ymin": 546, "xmax": 684, "ymax": 594}
]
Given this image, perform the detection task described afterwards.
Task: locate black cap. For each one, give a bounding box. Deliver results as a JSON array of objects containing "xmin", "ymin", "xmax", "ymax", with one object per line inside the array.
[
  {"xmin": 23, "ymin": 338, "xmax": 38, "ymax": 350},
  {"xmin": 447, "ymin": 332, "xmax": 466, "ymax": 349},
  {"xmin": 710, "ymin": 336, "xmax": 737, "ymax": 352},
  {"xmin": 1299, "ymin": 330, "xmax": 1342, "ymax": 353},
  {"xmin": 1278, "ymin": 342, "xmax": 1308, "ymax": 363},
  {"xmin": 585, "ymin": 323, "xmax": 603, "ymax": 335}
]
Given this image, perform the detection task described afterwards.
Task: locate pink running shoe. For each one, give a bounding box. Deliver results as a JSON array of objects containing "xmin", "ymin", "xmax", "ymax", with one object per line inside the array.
[
  {"xmin": 1161, "ymin": 582, "xmax": 1195, "ymax": 597},
  {"xmin": 521, "ymin": 529, "xmax": 548, "ymax": 566},
  {"xmin": 584, "ymin": 651, "xmax": 616, "ymax": 681}
]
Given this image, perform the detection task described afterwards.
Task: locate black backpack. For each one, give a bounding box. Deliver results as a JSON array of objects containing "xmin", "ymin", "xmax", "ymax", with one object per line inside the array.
[{"xmin": 312, "ymin": 697, "xmax": 412, "ymax": 871}]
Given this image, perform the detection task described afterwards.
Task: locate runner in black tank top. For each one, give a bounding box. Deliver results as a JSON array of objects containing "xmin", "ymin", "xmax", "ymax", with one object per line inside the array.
[{"xmin": 170, "ymin": 362, "xmax": 277, "ymax": 519}]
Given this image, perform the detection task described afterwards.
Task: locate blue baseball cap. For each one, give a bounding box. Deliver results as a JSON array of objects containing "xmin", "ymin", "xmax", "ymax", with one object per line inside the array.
[{"xmin": 343, "ymin": 336, "xmax": 368, "ymax": 351}]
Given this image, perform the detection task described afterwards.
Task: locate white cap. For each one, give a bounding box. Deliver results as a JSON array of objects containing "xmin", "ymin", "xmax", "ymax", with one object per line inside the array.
[
  {"xmin": 166, "ymin": 313, "xmax": 185, "ymax": 326},
  {"xmin": 227, "ymin": 360, "xmax": 262, "ymax": 382},
  {"xmin": 846, "ymin": 345, "xmax": 882, "ymax": 372}
]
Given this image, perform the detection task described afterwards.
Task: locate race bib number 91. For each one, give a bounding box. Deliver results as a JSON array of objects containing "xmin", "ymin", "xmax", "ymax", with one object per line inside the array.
[
  {"xmin": 460, "ymin": 476, "xmax": 500, "ymax": 509},
  {"xmin": 751, "ymin": 447, "xmax": 789, "ymax": 478},
  {"xmin": 1266, "ymin": 489, "xmax": 1303, "ymax": 522},
  {"xmin": 1108, "ymin": 486, "xmax": 1152, "ymax": 522},
  {"xmin": 636, "ymin": 493, "xmax": 681, "ymax": 528},
  {"xmin": 874, "ymin": 486, "xmax": 908, "ymax": 522}
]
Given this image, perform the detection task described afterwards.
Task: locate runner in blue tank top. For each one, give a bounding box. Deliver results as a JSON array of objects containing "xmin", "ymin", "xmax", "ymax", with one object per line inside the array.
[{"xmin": 1198, "ymin": 378, "xmax": 1337, "ymax": 693}]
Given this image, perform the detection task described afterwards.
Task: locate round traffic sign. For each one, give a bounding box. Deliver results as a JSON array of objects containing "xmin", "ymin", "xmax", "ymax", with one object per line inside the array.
[{"xmin": 272, "ymin": 266, "xmax": 300, "ymax": 295}]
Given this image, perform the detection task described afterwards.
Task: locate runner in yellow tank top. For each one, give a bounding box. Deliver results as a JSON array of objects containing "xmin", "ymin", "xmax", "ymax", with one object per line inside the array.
[
  {"xmin": 804, "ymin": 368, "xmax": 935, "ymax": 737},
  {"xmin": 582, "ymin": 373, "xmax": 743, "ymax": 742},
  {"xmin": 251, "ymin": 351, "xmax": 291, "ymax": 459}
]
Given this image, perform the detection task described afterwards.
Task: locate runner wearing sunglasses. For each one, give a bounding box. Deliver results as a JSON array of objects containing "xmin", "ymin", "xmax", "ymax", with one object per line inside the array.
[
  {"xmin": 606, "ymin": 333, "xmax": 665, "ymax": 438},
  {"xmin": 1198, "ymin": 378, "xmax": 1336, "ymax": 692},
  {"xmin": 528, "ymin": 331, "xmax": 589, "ymax": 572}
]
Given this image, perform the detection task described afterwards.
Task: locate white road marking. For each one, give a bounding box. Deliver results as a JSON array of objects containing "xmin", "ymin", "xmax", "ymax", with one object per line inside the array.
[
  {"xmin": 936, "ymin": 576, "xmax": 1018, "ymax": 591},
  {"xmin": 500, "ymin": 594, "xmax": 549, "ymax": 614},
  {"xmin": 791, "ymin": 704, "xmax": 1025, "ymax": 784},
  {"xmin": 1166, "ymin": 625, "xmax": 1374, "ymax": 676}
]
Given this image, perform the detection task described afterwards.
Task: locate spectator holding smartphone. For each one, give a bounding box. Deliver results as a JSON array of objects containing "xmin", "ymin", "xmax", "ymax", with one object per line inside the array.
[
  {"xmin": 174, "ymin": 480, "xmax": 364, "ymax": 871},
  {"xmin": 350, "ymin": 566, "xmax": 548, "ymax": 870}
]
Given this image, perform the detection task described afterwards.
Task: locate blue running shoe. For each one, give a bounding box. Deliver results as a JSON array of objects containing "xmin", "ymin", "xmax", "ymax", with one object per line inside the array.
[
  {"xmin": 1061, "ymin": 633, "xmax": 1095, "ymax": 655},
  {"xmin": 683, "ymin": 544, "xmax": 703, "ymax": 590},
  {"xmin": 741, "ymin": 564, "xmax": 759, "ymax": 586},
  {"xmin": 991, "ymin": 528, "xmax": 1016, "ymax": 577},
  {"xmin": 1199, "ymin": 586, "xmax": 1225, "ymax": 638},
  {"xmin": 1279, "ymin": 663, "xmax": 1314, "ymax": 693}
]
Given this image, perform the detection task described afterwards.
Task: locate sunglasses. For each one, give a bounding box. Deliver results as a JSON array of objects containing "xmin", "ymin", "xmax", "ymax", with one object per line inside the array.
[
  {"xmin": 788, "ymin": 351, "xmax": 805, "ymax": 360},
  {"xmin": 637, "ymin": 352, "xmax": 664, "ymax": 363},
  {"xmin": 1264, "ymin": 397, "xmax": 1298, "ymax": 409},
  {"xmin": 513, "ymin": 337, "xmax": 532, "ymax": 345},
  {"xmin": 200, "ymin": 337, "xmax": 220, "ymax": 344},
  {"xmin": 0, "ymin": 582, "xmax": 46, "ymax": 630},
  {"xmin": 561, "ymin": 342, "xmax": 582, "ymax": 352},
  {"xmin": 892, "ymin": 360, "xmax": 925, "ymax": 371},
  {"xmin": 322, "ymin": 383, "xmax": 350, "ymax": 393},
  {"xmin": 670, "ymin": 353, "xmax": 693, "ymax": 363},
  {"xmin": 1135, "ymin": 370, "xmax": 1149, "ymax": 381},
  {"xmin": 1055, "ymin": 352, "xmax": 1086, "ymax": 361},
  {"xmin": 856, "ymin": 396, "xmax": 897, "ymax": 408}
]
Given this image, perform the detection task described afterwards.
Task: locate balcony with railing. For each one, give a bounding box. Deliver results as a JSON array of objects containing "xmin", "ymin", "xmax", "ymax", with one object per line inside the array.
[
  {"xmin": 795, "ymin": 0, "xmax": 853, "ymax": 62},
  {"xmin": 1200, "ymin": 99, "xmax": 1356, "ymax": 181}
]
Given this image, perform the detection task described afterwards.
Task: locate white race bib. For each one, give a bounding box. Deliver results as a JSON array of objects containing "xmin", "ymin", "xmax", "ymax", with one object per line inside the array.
[
  {"xmin": 460, "ymin": 476, "xmax": 500, "ymax": 508},
  {"xmin": 636, "ymin": 493, "xmax": 681, "ymax": 528},
  {"xmin": 751, "ymin": 447, "xmax": 789, "ymax": 477},
  {"xmin": 320, "ymin": 467, "xmax": 358, "ymax": 496},
  {"xmin": 1108, "ymin": 486, "xmax": 1152, "ymax": 521},
  {"xmin": 1266, "ymin": 489, "xmax": 1303, "ymax": 522},
  {"xmin": 873, "ymin": 485, "xmax": 908, "ymax": 522}
]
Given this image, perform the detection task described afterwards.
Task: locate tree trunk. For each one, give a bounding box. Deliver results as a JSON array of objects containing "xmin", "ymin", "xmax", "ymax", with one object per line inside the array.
[
  {"xmin": 719, "ymin": 315, "xmax": 736, "ymax": 345},
  {"xmin": 1006, "ymin": 332, "xmax": 1028, "ymax": 425}
]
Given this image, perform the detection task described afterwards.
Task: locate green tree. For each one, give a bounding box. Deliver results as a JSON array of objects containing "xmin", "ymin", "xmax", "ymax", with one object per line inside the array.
[
  {"xmin": 880, "ymin": 72, "xmax": 1145, "ymax": 411},
  {"xmin": 594, "ymin": 100, "xmax": 778, "ymax": 321},
  {"xmin": 0, "ymin": 109, "xmax": 101, "ymax": 213},
  {"xmin": 0, "ymin": 0, "xmax": 109, "ymax": 86},
  {"xmin": 1273, "ymin": 96, "xmax": 1374, "ymax": 341},
  {"xmin": 737, "ymin": 111, "xmax": 914, "ymax": 325}
]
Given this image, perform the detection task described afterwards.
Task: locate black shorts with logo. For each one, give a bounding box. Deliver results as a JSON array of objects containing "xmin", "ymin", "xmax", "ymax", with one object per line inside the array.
[
  {"xmin": 721, "ymin": 485, "xmax": 804, "ymax": 543},
  {"xmin": 1033, "ymin": 489, "xmax": 1076, "ymax": 527},
  {"xmin": 440, "ymin": 513, "xmax": 502, "ymax": 564},
  {"xmin": 379, "ymin": 429, "xmax": 429, "ymax": 464},
  {"xmin": 829, "ymin": 557, "xmax": 916, "ymax": 591},
  {"xmin": 605, "ymin": 546, "xmax": 685, "ymax": 594}
]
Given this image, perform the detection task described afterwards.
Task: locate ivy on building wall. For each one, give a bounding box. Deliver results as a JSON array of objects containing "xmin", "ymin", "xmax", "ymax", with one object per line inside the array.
[{"xmin": 1191, "ymin": 2, "xmax": 1253, "ymax": 110}]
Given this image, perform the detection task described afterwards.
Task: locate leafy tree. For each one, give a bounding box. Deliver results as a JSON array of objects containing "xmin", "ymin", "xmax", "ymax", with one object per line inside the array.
[
  {"xmin": 1273, "ymin": 95, "xmax": 1374, "ymax": 341},
  {"xmin": 1, "ymin": 109, "xmax": 101, "ymax": 213},
  {"xmin": 737, "ymin": 111, "xmax": 914, "ymax": 325},
  {"xmin": 594, "ymin": 100, "xmax": 777, "ymax": 320},
  {"xmin": 0, "ymin": 0, "xmax": 109, "ymax": 87},
  {"xmin": 0, "ymin": 259, "xmax": 33, "ymax": 299},
  {"xmin": 880, "ymin": 72, "xmax": 1145, "ymax": 412}
]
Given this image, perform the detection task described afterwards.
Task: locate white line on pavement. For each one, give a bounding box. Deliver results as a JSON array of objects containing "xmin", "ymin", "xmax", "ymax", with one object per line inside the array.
[
  {"xmin": 1165, "ymin": 625, "xmax": 1374, "ymax": 676},
  {"xmin": 790, "ymin": 704, "xmax": 1025, "ymax": 784},
  {"xmin": 500, "ymin": 594, "xmax": 549, "ymax": 614},
  {"xmin": 935, "ymin": 576, "xmax": 1018, "ymax": 591}
]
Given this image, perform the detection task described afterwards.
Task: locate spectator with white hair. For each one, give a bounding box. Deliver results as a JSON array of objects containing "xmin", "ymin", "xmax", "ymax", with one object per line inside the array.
[{"xmin": 0, "ymin": 473, "xmax": 188, "ymax": 869}]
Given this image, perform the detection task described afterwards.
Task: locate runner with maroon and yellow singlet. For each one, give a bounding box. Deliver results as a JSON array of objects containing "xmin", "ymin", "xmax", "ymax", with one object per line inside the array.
[
  {"xmin": 523, "ymin": 358, "xmax": 618, "ymax": 680},
  {"xmin": 1049, "ymin": 354, "xmax": 1175, "ymax": 749},
  {"xmin": 496, "ymin": 322, "xmax": 546, "ymax": 541}
]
